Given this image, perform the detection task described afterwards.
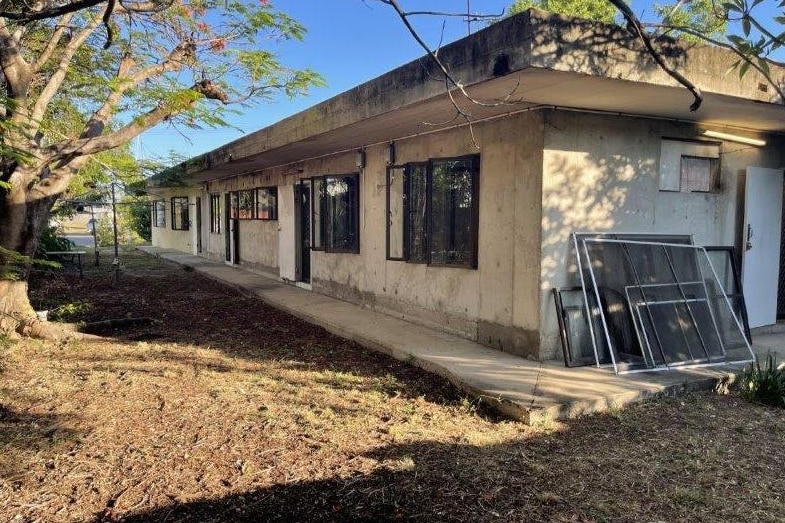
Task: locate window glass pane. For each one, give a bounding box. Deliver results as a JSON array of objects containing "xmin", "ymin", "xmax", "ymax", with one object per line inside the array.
[
  {"xmin": 238, "ymin": 190, "xmax": 254, "ymax": 219},
  {"xmin": 255, "ymin": 187, "xmax": 278, "ymax": 220},
  {"xmin": 312, "ymin": 177, "xmax": 324, "ymax": 249},
  {"xmin": 326, "ymin": 175, "xmax": 359, "ymax": 252},
  {"xmin": 429, "ymin": 158, "xmax": 477, "ymax": 267},
  {"xmin": 230, "ymin": 192, "xmax": 239, "ymax": 219},
  {"xmin": 387, "ymin": 167, "xmax": 405, "ymax": 259},
  {"xmin": 153, "ymin": 201, "xmax": 166, "ymax": 228},
  {"xmin": 210, "ymin": 194, "xmax": 221, "ymax": 233},
  {"xmin": 171, "ymin": 197, "xmax": 189, "ymax": 231},
  {"xmin": 406, "ymin": 164, "xmax": 428, "ymax": 263}
]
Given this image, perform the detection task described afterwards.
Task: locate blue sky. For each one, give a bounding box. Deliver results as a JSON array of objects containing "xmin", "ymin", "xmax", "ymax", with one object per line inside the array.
[{"xmin": 133, "ymin": 0, "xmax": 781, "ymax": 163}]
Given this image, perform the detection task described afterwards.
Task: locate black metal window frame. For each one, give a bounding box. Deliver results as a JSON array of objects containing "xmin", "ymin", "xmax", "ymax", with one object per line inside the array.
[
  {"xmin": 170, "ymin": 196, "xmax": 189, "ymax": 231},
  {"xmin": 310, "ymin": 173, "xmax": 360, "ymax": 254},
  {"xmin": 385, "ymin": 154, "xmax": 480, "ymax": 269},
  {"xmin": 255, "ymin": 186, "xmax": 278, "ymax": 220},
  {"xmin": 152, "ymin": 200, "xmax": 166, "ymax": 228},
  {"xmin": 209, "ymin": 193, "xmax": 221, "ymax": 233}
]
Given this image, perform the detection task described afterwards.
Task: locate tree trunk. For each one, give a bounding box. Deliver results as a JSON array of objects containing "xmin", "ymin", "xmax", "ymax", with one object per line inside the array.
[{"xmin": 0, "ymin": 165, "xmax": 62, "ymax": 338}]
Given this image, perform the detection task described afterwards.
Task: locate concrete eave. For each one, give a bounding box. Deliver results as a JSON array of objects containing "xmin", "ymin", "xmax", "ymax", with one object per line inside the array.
[{"xmin": 150, "ymin": 8, "xmax": 785, "ymax": 187}]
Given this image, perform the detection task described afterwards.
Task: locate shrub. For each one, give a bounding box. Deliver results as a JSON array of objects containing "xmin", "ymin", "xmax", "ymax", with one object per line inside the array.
[{"xmin": 740, "ymin": 354, "xmax": 785, "ymax": 409}]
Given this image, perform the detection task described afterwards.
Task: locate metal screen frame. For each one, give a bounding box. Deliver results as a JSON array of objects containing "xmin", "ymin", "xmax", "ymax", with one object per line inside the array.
[
  {"xmin": 572, "ymin": 232, "xmax": 694, "ymax": 370},
  {"xmin": 579, "ymin": 238, "xmax": 755, "ymax": 374}
]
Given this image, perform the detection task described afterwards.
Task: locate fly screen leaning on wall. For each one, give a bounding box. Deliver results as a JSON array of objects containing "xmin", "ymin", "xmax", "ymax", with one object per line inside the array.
[{"xmin": 576, "ymin": 237, "xmax": 754, "ymax": 374}]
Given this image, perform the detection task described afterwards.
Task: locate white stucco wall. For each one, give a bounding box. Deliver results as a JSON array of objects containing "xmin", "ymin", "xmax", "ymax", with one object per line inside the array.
[
  {"xmin": 150, "ymin": 188, "xmax": 201, "ymax": 254},
  {"xmin": 538, "ymin": 110, "xmax": 783, "ymax": 360}
]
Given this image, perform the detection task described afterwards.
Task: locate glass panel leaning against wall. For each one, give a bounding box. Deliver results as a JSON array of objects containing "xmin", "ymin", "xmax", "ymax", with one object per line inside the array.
[
  {"xmin": 385, "ymin": 155, "xmax": 478, "ymax": 268},
  {"xmin": 255, "ymin": 187, "xmax": 278, "ymax": 220}
]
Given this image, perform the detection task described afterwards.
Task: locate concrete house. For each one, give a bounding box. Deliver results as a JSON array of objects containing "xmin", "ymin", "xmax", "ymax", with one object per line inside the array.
[{"xmin": 149, "ymin": 9, "xmax": 785, "ymax": 362}]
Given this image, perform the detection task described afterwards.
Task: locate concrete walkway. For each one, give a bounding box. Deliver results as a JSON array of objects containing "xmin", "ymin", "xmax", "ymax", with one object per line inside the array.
[{"xmin": 138, "ymin": 246, "xmax": 761, "ymax": 424}]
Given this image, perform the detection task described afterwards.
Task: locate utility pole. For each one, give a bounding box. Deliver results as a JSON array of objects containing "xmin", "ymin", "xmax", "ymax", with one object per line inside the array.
[
  {"xmin": 111, "ymin": 182, "xmax": 120, "ymax": 285},
  {"xmin": 90, "ymin": 205, "xmax": 99, "ymax": 266}
]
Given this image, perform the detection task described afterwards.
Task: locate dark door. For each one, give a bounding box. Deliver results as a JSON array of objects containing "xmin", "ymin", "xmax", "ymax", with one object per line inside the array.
[
  {"xmin": 297, "ymin": 182, "xmax": 311, "ymax": 283},
  {"xmin": 224, "ymin": 194, "xmax": 231, "ymax": 262},
  {"xmin": 195, "ymin": 197, "xmax": 202, "ymax": 254},
  {"xmin": 224, "ymin": 193, "xmax": 239, "ymax": 264}
]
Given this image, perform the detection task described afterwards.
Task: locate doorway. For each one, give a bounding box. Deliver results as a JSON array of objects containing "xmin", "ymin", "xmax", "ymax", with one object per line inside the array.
[
  {"xmin": 296, "ymin": 181, "xmax": 311, "ymax": 283},
  {"xmin": 224, "ymin": 192, "xmax": 239, "ymax": 264},
  {"xmin": 195, "ymin": 196, "xmax": 202, "ymax": 254},
  {"xmin": 742, "ymin": 167, "xmax": 784, "ymax": 328}
]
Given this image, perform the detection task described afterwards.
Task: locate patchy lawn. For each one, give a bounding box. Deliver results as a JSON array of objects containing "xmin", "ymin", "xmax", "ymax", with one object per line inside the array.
[{"xmin": 1, "ymin": 248, "xmax": 783, "ymax": 522}]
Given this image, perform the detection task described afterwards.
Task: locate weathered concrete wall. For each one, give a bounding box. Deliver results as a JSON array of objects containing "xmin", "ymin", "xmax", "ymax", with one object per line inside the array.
[
  {"xmin": 200, "ymin": 172, "xmax": 286, "ymax": 275},
  {"xmin": 538, "ymin": 109, "xmax": 783, "ymax": 360},
  {"xmin": 150, "ymin": 188, "xmax": 201, "ymax": 254},
  {"xmin": 305, "ymin": 112, "xmax": 544, "ymax": 357}
]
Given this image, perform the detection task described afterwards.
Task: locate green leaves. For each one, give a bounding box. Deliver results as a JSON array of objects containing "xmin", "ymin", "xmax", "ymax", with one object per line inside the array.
[{"xmin": 741, "ymin": 354, "xmax": 785, "ymax": 409}]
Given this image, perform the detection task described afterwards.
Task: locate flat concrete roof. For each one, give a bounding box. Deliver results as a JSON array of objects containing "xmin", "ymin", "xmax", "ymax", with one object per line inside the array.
[{"xmin": 151, "ymin": 8, "xmax": 785, "ymax": 187}]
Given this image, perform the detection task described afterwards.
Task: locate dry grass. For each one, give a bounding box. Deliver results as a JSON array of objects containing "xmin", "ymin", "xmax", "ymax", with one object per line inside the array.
[{"xmin": 0, "ymin": 248, "xmax": 783, "ymax": 522}]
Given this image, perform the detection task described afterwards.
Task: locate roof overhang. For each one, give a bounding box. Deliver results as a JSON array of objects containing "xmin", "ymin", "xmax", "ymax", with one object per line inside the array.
[{"xmin": 151, "ymin": 9, "xmax": 785, "ymax": 187}]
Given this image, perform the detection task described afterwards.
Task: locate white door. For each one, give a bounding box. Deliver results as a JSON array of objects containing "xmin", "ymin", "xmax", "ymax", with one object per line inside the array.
[{"xmin": 742, "ymin": 167, "xmax": 784, "ymax": 328}]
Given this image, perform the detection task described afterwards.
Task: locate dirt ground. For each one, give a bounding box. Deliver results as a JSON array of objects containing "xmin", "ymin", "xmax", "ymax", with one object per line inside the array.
[{"xmin": 1, "ymin": 248, "xmax": 783, "ymax": 522}]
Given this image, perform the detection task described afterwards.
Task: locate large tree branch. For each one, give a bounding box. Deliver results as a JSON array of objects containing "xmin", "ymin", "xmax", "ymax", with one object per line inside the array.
[
  {"xmin": 0, "ymin": 0, "xmax": 173, "ymax": 22},
  {"xmin": 606, "ymin": 0, "xmax": 703, "ymax": 111},
  {"xmin": 29, "ymin": 9, "xmax": 106, "ymax": 134},
  {"xmin": 42, "ymin": 82, "xmax": 213, "ymax": 169},
  {"xmin": 80, "ymin": 39, "xmax": 196, "ymax": 139},
  {"xmin": 31, "ymin": 13, "xmax": 76, "ymax": 73},
  {"xmin": 378, "ymin": 0, "xmax": 520, "ymax": 109},
  {"xmin": 648, "ymin": 22, "xmax": 785, "ymax": 103},
  {"xmin": 0, "ymin": 18, "xmax": 32, "ymax": 100}
]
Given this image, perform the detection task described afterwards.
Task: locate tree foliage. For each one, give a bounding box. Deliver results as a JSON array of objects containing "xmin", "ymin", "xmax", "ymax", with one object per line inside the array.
[
  {"xmin": 0, "ymin": 0, "xmax": 322, "ymax": 335},
  {"xmin": 509, "ymin": 0, "xmax": 618, "ymax": 23}
]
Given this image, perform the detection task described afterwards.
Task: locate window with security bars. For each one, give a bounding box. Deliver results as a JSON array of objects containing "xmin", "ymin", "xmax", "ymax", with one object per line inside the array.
[{"xmin": 386, "ymin": 155, "xmax": 479, "ymax": 269}]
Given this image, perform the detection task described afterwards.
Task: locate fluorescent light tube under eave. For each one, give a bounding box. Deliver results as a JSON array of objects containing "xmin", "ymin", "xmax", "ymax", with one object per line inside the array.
[{"xmin": 702, "ymin": 130, "xmax": 767, "ymax": 147}]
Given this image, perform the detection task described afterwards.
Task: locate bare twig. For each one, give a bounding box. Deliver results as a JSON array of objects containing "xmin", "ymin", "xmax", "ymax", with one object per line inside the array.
[{"xmin": 606, "ymin": 0, "xmax": 703, "ymax": 111}]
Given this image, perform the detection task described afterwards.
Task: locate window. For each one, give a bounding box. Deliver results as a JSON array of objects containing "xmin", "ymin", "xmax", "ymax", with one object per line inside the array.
[
  {"xmin": 210, "ymin": 193, "xmax": 221, "ymax": 233},
  {"xmin": 312, "ymin": 174, "xmax": 360, "ymax": 253},
  {"xmin": 680, "ymin": 156, "xmax": 717, "ymax": 192},
  {"xmin": 152, "ymin": 201, "xmax": 166, "ymax": 228},
  {"xmin": 229, "ymin": 192, "xmax": 239, "ymax": 219},
  {"xmin": 659, "ymin": 139, "xmax": 720, "ymax": 193},
  {"xmin": 237, "ymin": 190, "xmax": 254, "ymax": 219},
  {"xmin": 311, "ymin": 177, "xmax": 324, "ymax": 250},
  {"xmin": 255, "ymin": 187, "xmax": 278, "ymax": 220},
  {"xmin": 171, "ymin": 197, "xmax": 189, "ymax": 231},
  {"xmin": 386, "ymin": 155, "xmax": 479, "ymax": 269}
]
